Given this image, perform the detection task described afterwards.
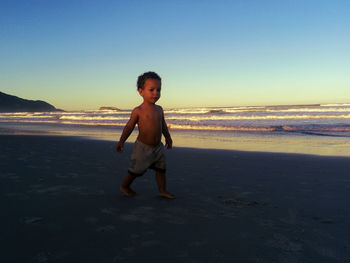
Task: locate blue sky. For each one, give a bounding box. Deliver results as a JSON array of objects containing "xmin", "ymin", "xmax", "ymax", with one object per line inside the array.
[{"xmin": 1, "ymin": 0, "xmax": 349, "ymax": 110}]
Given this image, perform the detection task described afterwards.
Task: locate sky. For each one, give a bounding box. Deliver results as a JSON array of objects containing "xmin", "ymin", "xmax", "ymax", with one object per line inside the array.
[{"xmin": 1, "ymin": 0, "xmax": 349, "ymax": 110}]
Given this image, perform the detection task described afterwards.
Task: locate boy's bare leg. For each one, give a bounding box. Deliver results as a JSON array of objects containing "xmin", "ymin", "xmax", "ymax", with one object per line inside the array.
[
  {"xmin": 156, "ymin": 171, "xmax": 176, "ymax": 199},
  {"xmin": 120, "ymin": 172, "xmax": 137, "ymax": 196}
]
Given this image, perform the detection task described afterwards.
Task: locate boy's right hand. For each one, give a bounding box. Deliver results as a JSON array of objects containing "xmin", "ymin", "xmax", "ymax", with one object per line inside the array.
[{"xmin": 116, "ymin": 141, "xmax": 124, "ymax": 152}]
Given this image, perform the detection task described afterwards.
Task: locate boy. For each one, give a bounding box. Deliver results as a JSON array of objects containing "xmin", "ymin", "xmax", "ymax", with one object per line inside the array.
[{"xmin": 116, "ymin": 72, "xmax": 176, "ymax": 199}]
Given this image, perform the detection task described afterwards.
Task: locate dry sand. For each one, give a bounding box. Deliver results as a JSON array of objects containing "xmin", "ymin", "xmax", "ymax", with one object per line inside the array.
[{"xmin": 1, "ymin": 135, "xmax": 349, "ymax": 262}]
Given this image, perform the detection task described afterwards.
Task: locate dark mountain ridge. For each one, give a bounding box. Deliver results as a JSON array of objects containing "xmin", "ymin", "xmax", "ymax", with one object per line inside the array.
[{"xmin": 0, "ymin": 91, "xmax": 62, "ymax": 112}]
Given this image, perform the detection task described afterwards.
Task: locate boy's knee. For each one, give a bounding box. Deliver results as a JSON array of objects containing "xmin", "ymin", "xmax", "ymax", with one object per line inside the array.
[{"xmin": 127, "ymin": 170, "xmax": 144, "ymax": 177}]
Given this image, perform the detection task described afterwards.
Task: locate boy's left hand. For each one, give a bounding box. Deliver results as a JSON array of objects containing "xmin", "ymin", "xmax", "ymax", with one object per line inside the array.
[
  {"xmin": 165, "ymin": 137, "xmax": 172, "ymax": 149},
  {"xmin": 116, "ymin": 141, "xmax": 124, "ymax": 152}
]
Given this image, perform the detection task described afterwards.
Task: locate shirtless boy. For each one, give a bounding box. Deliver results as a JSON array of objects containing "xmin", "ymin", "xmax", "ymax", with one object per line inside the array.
[{"xmin": 116, "ymin": 72, "xmax": 176, "ymax": 199}]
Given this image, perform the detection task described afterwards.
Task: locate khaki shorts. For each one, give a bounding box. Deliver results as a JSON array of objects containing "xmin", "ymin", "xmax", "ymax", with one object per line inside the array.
[{"xmin": 128, "ymin": 140, "xmax": 166, "ymax": 176}]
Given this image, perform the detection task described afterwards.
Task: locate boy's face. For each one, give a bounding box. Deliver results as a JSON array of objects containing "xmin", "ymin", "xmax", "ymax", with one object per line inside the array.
[{"xmin": 138, "ymin": 78, "xmax": 161, "ymax": 104}]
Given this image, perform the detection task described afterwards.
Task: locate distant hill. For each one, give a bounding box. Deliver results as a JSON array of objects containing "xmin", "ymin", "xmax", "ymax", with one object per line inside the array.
[{"xmin": 0, "ymin": 91, "xmax": 62, "ymax": 112}]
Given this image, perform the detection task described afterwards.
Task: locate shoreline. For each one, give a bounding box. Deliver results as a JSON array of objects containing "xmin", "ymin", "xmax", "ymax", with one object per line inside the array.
[
  {"xmin": 1, "ymin": 134, "xmax": 350, "ymax": 262},
  {"xmin": 2, "ymin": 129, "xmax": 350, "ymax": 158}
]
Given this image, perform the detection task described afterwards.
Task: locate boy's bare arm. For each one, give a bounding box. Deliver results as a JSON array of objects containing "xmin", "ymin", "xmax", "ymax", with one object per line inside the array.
[
  {"xmin": 161, "ymin": 109, "xmax": 172, "ymax": 149},
  {"xmin": 116, "ymin": 108, "xmax": 139, "ymax": 152}
]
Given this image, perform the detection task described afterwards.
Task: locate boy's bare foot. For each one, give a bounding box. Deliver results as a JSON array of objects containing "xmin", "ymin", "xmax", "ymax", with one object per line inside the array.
[
  {"xmin": 158, "ymin": 191, "xmax": 176, "ymax": 199},
  {"xmin": 120, "ymin": 186, "xmax": 137, "ymax": 197}
]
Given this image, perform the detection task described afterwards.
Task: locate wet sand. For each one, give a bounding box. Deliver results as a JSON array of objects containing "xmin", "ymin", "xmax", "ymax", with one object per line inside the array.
[{"xmin": 1, "ymin": 135, "xmax": 349, "ymax": 262}]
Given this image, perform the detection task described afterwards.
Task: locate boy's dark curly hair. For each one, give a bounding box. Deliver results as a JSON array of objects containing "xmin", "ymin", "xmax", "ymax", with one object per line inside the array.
[{"xmin": 137, "ymin": 71, "xmax": 161, "ymax": 90}]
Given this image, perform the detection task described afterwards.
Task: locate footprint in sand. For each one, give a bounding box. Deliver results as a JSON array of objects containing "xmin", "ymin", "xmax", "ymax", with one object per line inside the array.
[
  {"xmin": 55, "ymin": 173, "xmax": 69, "ymax": 178},
  {"xmin": 320, "ymin": 219, "xmax": 335, "ymax": 224},
  {"xmin": 312, "ymin": 216, "xmax": 335, "ymax": 224},
  {"xmin": 120, "ymin": 206, "xmax": 155, "ymax": 224},
  {"xmin": 122, "ymin": 247, "xmax": 135, "ymax": 253},
  {"xmin": 175, "ymin": 251, "xmax": 188, "ymax": 258},
  {"xmin": 160, "ymin": 213, "xmax": 186, "ymax": 224},
  {"xmin": 68, "ymin": 172, "xmax": 79, "ymax": 178},
  {"xmin": 35, "ymin": 185, "xmax": 70, "ymax": 195},
  {"xmin": 112, "ymin": 254, "xmax": 126, "ymax": 262},
  {"xmin": 5, "ymin": 192, "xmax": 29, "ymax": 200},
  {"xmin": 188, "ymin": 240, "xmax": 208, "ymax": 247},
  {"xmin": 267, "ymin": 233, "xmax": 302, "ymax": 252},
  {"xmin": 120, "ymin": 214, "xmax": 139, "ymax": 222},
  {"xmin": 96, "ymin": 225, "xmax": 116, "ymax": 232},
  {"xmin": 1, "ymin": 172, "xmax": 17, "ymax": 178},
  {"xmin": 142, "ymin": 240, "xmax": 161, "ymax": 247},
  {"xmin": 130, "ymin": 234, "xmax": 140, "ymax": 239},
  {"xmin": 33, "ymin": 252, "xmax": 50, "ymax": 262},
  {"xmin": 85, "ymin": 217, "xmax": 98, "ymax": 225},
  {"xmin": 101, "ymin": 207, "xmax": 117, "ymax": 215},
  {"xmin": 23, "ymin": 217, "xmax": 43, "ymax": 225},
  {"xmin": 33, "ymin": 251, "xmax": 71, "ymax": 262},
  {"xmin": 223, "ymin": 198, "xmax": 265, "ymax": 206},
  {"xmin": 314, "ymin": 246, "xmax": 339, "ymax": 259}
]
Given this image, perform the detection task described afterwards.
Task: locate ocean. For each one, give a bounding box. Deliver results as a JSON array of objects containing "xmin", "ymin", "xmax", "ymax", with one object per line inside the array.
[{"xmin": 1, "ymin": 104, "xmax": 350, "ymax": 156}]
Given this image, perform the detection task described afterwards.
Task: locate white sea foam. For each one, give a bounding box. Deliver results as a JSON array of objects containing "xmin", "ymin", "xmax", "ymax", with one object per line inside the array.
[{"xmin": 1, "ymin": 104, "xmax": 350, "ymax": 136}]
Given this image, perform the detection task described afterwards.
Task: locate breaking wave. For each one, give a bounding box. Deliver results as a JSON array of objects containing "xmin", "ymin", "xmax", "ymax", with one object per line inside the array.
[{"xmin": 1, "ymin": 103, "xmax": 350, "ymax": 137}]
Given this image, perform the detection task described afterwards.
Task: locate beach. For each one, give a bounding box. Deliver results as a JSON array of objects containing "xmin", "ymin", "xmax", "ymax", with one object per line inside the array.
[{"xmin": 1, "ymin": 134, "xmax": 350, "ymax": 262}]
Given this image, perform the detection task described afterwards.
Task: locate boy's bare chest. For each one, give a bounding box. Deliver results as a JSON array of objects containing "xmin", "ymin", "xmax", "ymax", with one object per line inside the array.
[{"xmin": 139, "ymin": 110, "xmax": 161, "ymax": 124}]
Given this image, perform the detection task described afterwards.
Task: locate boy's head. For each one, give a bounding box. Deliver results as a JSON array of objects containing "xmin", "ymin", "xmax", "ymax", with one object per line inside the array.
[
  {"xmin": 137, "ymin": 71, "xmax": 161, "ymax": 91},
  {"xmin": 137, "ymin": 72, "xmax": 162, "ymax": 104}
]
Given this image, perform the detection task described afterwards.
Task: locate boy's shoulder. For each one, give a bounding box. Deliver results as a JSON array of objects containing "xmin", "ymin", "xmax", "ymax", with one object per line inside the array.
[
  {"xmin": 154, "ymin": 105, "xmax": 164, "ymax": 115},
  {"xmin": 155, "ymin": 104, "xmax": 163, "ymax": 111},
  {"xmin": 132, "ymin": 105, "xmax": 142, "ymax": 112}
]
